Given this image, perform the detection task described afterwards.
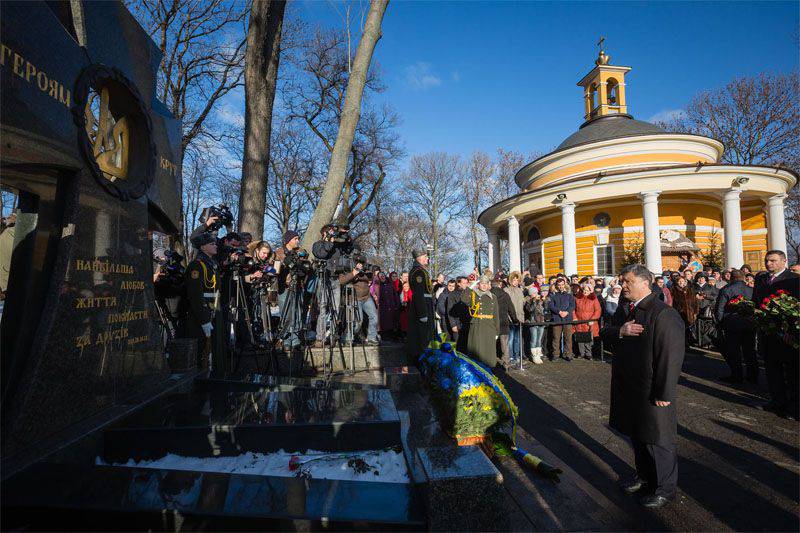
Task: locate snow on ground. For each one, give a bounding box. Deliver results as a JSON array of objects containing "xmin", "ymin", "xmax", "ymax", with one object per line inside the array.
[{"xmin": 98, "ymin": 448, "xmax": 410, "ymax": 483}]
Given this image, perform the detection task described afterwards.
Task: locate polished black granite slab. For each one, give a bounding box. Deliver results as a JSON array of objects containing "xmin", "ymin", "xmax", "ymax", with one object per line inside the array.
[
  {"xmin": 2, "ymin": 462, "xmax": 425, "ymax": 531},
  {"xmin": 417, "ymin": 446, "xmax": 508, "ymax": 531},
  {"xmin": 194, "ymin": 374, "xmax": 385, "ymax": 393},
  {"xmin": 104, "ymin": 389, "xmax": 402, "ymax": 461}
]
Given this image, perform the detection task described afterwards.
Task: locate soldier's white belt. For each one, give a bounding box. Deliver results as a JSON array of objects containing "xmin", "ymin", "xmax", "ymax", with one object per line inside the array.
[
  {"xmin": 203, "ymin": 292, "xmax": 216, "ymax": 298},
  {"xmin": 424, "ymin": 294, "xmax": 432, "ymax": 298}
]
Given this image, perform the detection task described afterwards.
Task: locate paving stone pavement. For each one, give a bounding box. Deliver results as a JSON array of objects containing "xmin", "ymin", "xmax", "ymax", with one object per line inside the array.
[{"xmin": 491, "ymin": 350, "xmax": 799, "ymax": 532}]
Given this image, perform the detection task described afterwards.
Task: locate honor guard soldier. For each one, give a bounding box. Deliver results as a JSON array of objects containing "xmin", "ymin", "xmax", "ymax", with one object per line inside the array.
[
  {"xmin": 405, "ymin": 249, "xmax": 436, "ymax": 359},
  {"xmin": 179, "ymin": 232, "xmax": 225, "ymax": 374}
]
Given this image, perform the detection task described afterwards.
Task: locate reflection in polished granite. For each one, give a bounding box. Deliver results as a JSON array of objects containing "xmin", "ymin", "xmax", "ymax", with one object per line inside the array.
[
  {"xmin": 103, "ymin": 389, "xmax": 403, "ymax": 460},
  {"xmin": 194, "ymin": 374, "xmax": 384, "ymax": 393},
  {"xmin": 2, "ymin": 463, "xmax": 425, "ymax": 530},
  {"xmin": 113, "ymin": 388, "xmax": 399, "ymax": 428}
]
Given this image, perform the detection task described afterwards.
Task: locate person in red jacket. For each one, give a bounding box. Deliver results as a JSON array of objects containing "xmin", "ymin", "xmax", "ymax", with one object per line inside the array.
[{"xmin": 574, "ymin": 282, "xmax": 602, "ymax": 360}]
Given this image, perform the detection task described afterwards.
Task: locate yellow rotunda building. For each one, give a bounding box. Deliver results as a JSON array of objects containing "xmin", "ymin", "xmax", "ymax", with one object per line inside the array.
[{"xmin": 479, "ymin": 50, "xmax": 797, "ymax": 276}]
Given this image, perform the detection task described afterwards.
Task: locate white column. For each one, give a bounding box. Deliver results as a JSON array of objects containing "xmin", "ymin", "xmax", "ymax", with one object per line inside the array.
[
  {"xmin": 639, "ymin": 191, "xmax": 663, "ymax": 273},
  {"xmin": 487, "ymin": 229, "xmax": 500, "ymax": 273},
  {"xmin": 507, "ymin": 216, "xmax": 521, "ymax": 273},
  {"xmin": 766, "ymin": 193, "xmax": 788, "ymax": 254},
  {"xmin": 723, "ymin": 189, "xmax": 744, "ymax": 268},
  {"xmin": 560, "ymin": 202, "xmax": 578, "ymax": 275}
]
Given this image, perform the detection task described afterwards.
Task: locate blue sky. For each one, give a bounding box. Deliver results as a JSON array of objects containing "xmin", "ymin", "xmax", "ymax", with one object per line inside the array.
[{"xmin": 290, "ymin": 0, "xmax": 799, "ymax": 160}]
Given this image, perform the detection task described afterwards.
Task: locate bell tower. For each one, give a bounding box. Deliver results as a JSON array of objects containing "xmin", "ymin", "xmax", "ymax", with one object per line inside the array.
[{"xmin": 577, "ymin": 38, "xmax": 631, "ymax": 121}]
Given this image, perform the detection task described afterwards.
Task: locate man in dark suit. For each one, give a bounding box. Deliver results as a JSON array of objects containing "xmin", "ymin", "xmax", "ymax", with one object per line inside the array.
[
  {"xmin": 602, "ymin": 264, "xmax": 685, "ymax": 509},
  {"xmin": 752, "ymin": 250, "xmax": 800, "ymax": 419},
  {"xmin": 714, "ymin": 269, "xmax": 756, "ymax": 384}
]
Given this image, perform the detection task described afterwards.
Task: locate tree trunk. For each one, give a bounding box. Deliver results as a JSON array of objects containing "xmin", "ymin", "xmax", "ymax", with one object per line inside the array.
[
  {"xmin": 301, "ymin": 0, "xmax": 389, "ymax": 249},
  {"xmin": 238, "ymin": 0, "xmax": 286, "ymax": 239}
]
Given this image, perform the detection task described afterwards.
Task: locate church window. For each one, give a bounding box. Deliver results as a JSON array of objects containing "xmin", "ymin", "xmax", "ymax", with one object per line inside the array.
[
  {"xmin": 527, "ymin": 226, "xmax": 541, "ymax": 242},
  {"xmin": 595, "ymin": 245, "xmax": 614, "ymax": 276},
  {"xmin": 589, "ymin": 83, "xmax": 598, "ymax": 110}
]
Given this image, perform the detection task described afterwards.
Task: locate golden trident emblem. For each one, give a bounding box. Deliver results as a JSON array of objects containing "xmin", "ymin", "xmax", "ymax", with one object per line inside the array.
[{"xmin": 84, "ymin": 86, "xmax": 129, "ymax": 182}]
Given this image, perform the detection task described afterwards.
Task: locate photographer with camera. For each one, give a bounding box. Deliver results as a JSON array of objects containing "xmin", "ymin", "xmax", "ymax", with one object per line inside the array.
[
  {"xmin": 178, "ymin": 232, "xmax": 224, "ymax": 373},
  {"xmin": 338, "ymin": 259, "xmax": 380, "ymax": 346},
  {"xmin": 244, "ymin": 240, "xmax": 278, "ymax": 344},
  {"xmin": 311, "ymin": 224, "xmax": 351, "ymax": 347},
  {"xmin": 275, "ymin": 230, "xmax": 313, "ymax": 375},
  {"xmin": 191, "ymin": 205, "xmax": 234, "ymax": 242},
  {"xmin": 153, "ymin": 248, "xmax": 185, "ymax": 344}
]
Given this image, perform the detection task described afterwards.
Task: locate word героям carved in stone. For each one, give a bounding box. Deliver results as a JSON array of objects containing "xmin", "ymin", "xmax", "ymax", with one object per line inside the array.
[{"xmin": 0, "ymin": 42, "xmax": 71, "ymax": 107}]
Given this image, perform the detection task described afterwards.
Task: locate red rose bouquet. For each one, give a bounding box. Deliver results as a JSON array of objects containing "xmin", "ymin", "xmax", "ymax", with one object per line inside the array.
[{"xmin": 755, "ymin": 290, "xmax": 799, "ymax": 350}]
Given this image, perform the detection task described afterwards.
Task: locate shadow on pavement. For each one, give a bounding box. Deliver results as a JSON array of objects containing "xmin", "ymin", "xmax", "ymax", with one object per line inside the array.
[
  {"xmin": 678, "ymin": 424, "xmax": 799, "ymax": 502},
  {"xmin": 498, "ymin": 369, "xmax": 672, "ymax": 531},
  {"xmin": 713, "ymin": 419, "xmax": 800, "ymax": 461},
  {"xmin": 677, "ymin": 452, "xmax": 798, "ymax": 531}
]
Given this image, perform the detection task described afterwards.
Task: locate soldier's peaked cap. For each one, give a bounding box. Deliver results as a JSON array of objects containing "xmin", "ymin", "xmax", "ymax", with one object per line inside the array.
[{"xmin": 191, "ymin": 232, "xmax": 216, "ymax": 249}]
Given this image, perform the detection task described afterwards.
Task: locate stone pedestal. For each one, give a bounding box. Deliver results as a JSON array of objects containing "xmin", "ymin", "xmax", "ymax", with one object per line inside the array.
[{"xmin": 417, "ymin": 446, "xmax": 508, "ymax": 531}]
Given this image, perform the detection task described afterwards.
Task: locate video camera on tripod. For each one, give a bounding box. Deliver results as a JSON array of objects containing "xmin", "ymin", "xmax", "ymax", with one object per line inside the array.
[
  {"xmin": 154, "ymin": 249, "xmax": 185, "ymax": 287},
  {"xmin": 200, "ymin": 204, "xmax": 234, "ymax": 232},
  {"xmin": 283, "ymin": 249, "xmax": 313, "ymax": 281}
]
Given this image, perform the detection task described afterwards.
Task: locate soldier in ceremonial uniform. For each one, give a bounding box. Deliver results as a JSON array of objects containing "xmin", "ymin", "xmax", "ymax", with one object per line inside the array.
[
  {"xmin": 179, "ymin": 232, "xmax": 225, "ymax": 375},
  {"xmin": 461, "ymin": 275, "xmax": 500, "ymax": 368},
  {"xmin": 405, "ymin": 249, "xmax": 435, "ymax": 358}
]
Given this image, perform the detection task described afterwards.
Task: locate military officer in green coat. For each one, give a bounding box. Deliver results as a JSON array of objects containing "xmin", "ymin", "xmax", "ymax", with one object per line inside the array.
[
  {"xmin": 178, "ymin": 232, "xmax": 226, "ymax": 374},
  {"xmin": 406, "ymin": 249, "xmax": 436, "ymax": 359},
  {"xmin": 461, "ymin": 275, "xmax": 500, "ymax": 368}
]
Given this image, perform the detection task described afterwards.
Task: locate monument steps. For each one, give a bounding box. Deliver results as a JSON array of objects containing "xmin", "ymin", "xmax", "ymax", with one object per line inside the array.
[
  {"xmin": 2, "ymin": 462, "xmax": 426, "ymax": 531},
  {"xmin": 102, "ymin": 388, "xmax": 403, "ymax": 463}
]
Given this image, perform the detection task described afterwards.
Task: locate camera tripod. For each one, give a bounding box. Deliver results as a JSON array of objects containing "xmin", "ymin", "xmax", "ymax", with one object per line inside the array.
[
  {"xmin": 312, "ymin": 264, "xmax": 364, "ymax": 377},
  {"xmin": 278, "ymin": 271, "xmax": 313, "ymax": 378},
  {"xmin": 226, "ymin": 268, "xmax": 261, "ymax": 375},
  {"xmin": 248, "ymin": 282, "xmax": 279, "ymax": 375},
  {"xmin": 154, "ymin": 298, "xmax": 177, "ymax": 352}
]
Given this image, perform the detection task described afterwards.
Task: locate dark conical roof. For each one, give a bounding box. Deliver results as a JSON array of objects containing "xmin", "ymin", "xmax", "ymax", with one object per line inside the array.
[{"xmin": 555, "ymin": 114, "xmax": 666, "ymax": 152}]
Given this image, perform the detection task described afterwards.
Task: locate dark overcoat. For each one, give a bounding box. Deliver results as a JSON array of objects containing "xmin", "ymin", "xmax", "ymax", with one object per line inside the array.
[
  {"xmin": 406, "ymin": 262, "xmax": 435, "ymax": 358},
  {"xmin": 601, "ymin": 292, "xmax": 685, "ymax": 445},
  {"xmin": 462, "ymin": 287, "xmax": 500, "ymax": 367}
]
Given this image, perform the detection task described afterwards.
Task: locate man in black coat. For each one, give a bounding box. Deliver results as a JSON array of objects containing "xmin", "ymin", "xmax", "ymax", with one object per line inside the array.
[
  {"xmin": 491, "ymin": 281, "xmax": 518, "ymax": 368},
  {"xmin": 405, "ymin": 249, "xmax": 435, "ymax": 359},
  {"xmin": 752, "ymin": 250, "xmax": 800, "ymax": 419},
  {"xmin": 601, "ymin": 264, "xmax": 685, "ymax": 508},
  {"xmin": 714, "ymin": 269, "xmax": 756, "ymax": 383}
]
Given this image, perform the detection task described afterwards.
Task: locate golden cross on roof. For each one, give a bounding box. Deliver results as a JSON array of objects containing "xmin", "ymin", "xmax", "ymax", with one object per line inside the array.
[{"xmin": 597, "ymin": 36, "xmax": 605, "ymax": 54}]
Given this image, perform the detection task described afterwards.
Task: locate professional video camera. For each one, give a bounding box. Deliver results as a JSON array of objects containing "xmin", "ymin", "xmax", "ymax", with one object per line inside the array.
[
  {"xmin": 155, "ymin": 249, "xmax": 185, "ymax": 287},
  {"xmin": 283, "ymin": 249, "xmax": 313, "ymax": 278},
  {"xmin": 200, "ymin": 204, "xmax": 234, "ymax": 232}
]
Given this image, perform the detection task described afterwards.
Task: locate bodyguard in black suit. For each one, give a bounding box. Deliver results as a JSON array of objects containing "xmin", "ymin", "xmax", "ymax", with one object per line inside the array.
[
  {"xmin": 752, "ymin": 250, "xmax": 800, "ymax": 419},
  {"xmin": 602, "ymin": 264, "xmax": 685, "ymax": 509},
  {"xmin": 714, "ymin": 269, "xmax": 756, "ymax": 383}
]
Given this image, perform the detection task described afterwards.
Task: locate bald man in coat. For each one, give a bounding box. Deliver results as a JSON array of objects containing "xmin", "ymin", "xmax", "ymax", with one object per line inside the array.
[{"xmin": 602, "ymin": 264, "xmax": 685, "ymax": 508}]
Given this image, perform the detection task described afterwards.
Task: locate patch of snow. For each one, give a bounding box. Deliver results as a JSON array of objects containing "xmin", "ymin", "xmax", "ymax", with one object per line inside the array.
[{"xmin": 98, "ymin": 448, "xmax": 409, "ymax": 484}]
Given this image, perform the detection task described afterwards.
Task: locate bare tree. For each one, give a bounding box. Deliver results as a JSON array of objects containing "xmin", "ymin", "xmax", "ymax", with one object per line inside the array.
[
  {"xmin": 237, "ymin": 0, "xmax": 286, "ymax": 239},
  {"xmin": 461, "ymin": 151, "xmax": 495, "ymax": 271},
  {"xmin": 285, "ymin": 25, "xmax": 401, "ymax": 235},
  {"xmin": 658, "ymin": 72, "xmax": 800, "ymax": 261},
  {"xmin": 264, "ymin": 120, "xmax": 320, "ymax": 239},
  {"xmin": 127, "ymin": 0, "xmax": 248, "ymax": 156},
  {"xmin": 301, "ymin": 0, "xmax": 390, "ymax": 250},
  {"xmin": 403, "ymin": 152, "xmax": 466, "ymax": 276}
]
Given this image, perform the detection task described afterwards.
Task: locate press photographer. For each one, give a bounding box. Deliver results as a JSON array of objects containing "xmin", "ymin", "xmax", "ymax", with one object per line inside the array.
[
  {"xmin": 275, "ymin": 230, "xmax": 313, "ymax": 375},
  {"xmin": 193, "ymin": 204, "xmax": 234, "ymax": 236},
  {"xmin": 338, "ymin": 258, "xmax": 380, "ymax": 346},
  {"xmin": 153, "ymin": 248, "xmax": 184, "ymax": 343},
  {"xmin": 311, "ymin": 224, "xmax": 353, "ymax": 347},
  {"xmin": 244, "ymin": 240, "xmax": 278, "ymax": 345}
]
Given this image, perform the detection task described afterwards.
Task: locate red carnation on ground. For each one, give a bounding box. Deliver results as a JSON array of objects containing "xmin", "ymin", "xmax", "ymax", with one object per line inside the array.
[
  {"xmin": 763, "ymin": 297, "xmax": 771, "ymax": 304},
  {"xmin": 288, "ymin": 455, "xmax": 301, "ymax": 471},
  {"xmin": 777, "ymin": 289, "xmax": 787, "ymax": 295}
]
